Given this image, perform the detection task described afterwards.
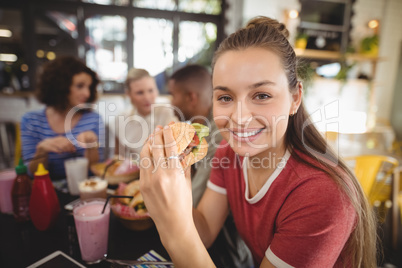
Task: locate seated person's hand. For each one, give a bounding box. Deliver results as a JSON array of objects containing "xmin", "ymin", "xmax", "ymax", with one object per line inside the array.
[
  {"xmin": 37, "ymin": 136, "xmax": 76, "ymax": 154},
  {"xmin": 76, "ymin": 130, "xmax": 98, "ymax": 148}
]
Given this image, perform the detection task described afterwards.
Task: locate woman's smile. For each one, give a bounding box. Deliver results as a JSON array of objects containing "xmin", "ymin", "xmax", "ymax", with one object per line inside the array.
[{"xmin": 229, "ymin": 127, "xmax": 265, "ymax": 142}]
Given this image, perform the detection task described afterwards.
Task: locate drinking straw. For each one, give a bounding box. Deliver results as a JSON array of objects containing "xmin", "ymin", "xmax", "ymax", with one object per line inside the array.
[
  {"xmin": 102, "ymin": 159, "xmax": 117, "ymax": 179},
  {"xmin": 102, "ymin": 195, "xmax": 133, "ymax": 214}
]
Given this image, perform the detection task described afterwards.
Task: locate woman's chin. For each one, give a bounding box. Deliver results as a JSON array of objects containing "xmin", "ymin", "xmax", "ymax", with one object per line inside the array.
[{"xmin": 228, "ymin": 141, "xmax": 269, "ymax": 158}]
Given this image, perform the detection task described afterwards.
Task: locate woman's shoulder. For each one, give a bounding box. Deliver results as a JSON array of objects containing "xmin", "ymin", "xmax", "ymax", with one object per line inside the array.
[
  {"xmin": 81, "ymin": 109, "xmax": 101, "ymax": 117},
  {"xmin": 285, "ymin": 149, "xmax": 351, "ymax": 193},
  {"xmin": 79, "ymin": 110, "xmax": 103, "ymax": 122},
  {"xmin": 21, "ymin": 109, "xmax": 46, "ymax": 122},
  {"xmin": 153, "ymin": 104, "xmax": 176, "ymax": 114}
]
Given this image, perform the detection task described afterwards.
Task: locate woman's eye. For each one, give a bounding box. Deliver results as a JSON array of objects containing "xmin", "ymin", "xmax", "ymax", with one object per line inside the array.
[
  {"xmin": 217, "ymin": 96, "xmax": 232, "ymax": 102},
  {"xmin": 255, "ymin": 93, "xmax": 271, "ymax": 100}
]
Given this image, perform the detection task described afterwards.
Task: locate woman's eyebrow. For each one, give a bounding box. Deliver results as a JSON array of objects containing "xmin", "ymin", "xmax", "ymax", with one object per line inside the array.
[
  {"xmin": 213, "ymin": 80, "xmax": 275, "ymax": 92},
  {"xmin": 213, "ymin": 86, "xmax": 229, "ymax": 91},
  {"xmin": 248, "ymin": 80, "xmax": 276, "ymax": 89}
]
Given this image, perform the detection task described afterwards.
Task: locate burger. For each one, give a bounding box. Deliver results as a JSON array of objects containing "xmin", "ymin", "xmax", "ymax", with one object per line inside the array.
[{"xmin": 168, "ymin": 122, "xmax": 209, "ymax": 168}]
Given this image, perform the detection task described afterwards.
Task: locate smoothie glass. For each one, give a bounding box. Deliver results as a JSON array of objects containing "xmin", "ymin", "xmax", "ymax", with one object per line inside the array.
[
  {"xmin": 73, "ymin": 198, "xmax": 110, "ymax": 264},
  {"xmin": 0, "ymin": 169, "xmax": 16, "ymax": 214}
]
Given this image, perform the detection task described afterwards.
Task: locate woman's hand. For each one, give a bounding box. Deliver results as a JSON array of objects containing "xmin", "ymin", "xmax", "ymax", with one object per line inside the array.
[
  {"xmin": 140, "ymin": 125, "xmax": 216, "ymax": 268},
  {"xmin": 37, "ymin": 136, "xmax": 76, "ymax": 154},
  {"xmin": 139, "ymin": 125, "xmax": 193, "ymax": 235},
  {"xmin": 76, "ymin": 130, "xmax": 98, "ymax": 148}
]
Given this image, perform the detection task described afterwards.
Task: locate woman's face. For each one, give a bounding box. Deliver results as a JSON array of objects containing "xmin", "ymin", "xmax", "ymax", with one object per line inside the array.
[
  {"xmin": 68, "ymin": 72, "xmax": 92, "ymax": 108},
  {"xmin": 212, "ymin": 47, "xmax": 300, "ymax": 158},
  {"xmin": 127, "ymin": 76, "xmax": 158, "ymax": 116}
]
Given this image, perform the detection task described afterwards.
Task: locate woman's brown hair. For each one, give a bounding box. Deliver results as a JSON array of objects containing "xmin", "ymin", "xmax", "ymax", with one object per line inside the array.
[
  {"xmin": 36, "ymin": 56, "xmax": 99, "ymax": 112},
  {"xmin": 212, "ymin": 16, "xmax": 377, "ymax": 267}
]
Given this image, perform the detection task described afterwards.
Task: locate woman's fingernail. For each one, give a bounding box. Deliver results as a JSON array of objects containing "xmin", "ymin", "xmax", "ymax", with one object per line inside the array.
[
  {"xmin": 155, "ymin": 127, "xmax": 161, "ymax": 132},
  {"xmin": 164, "ymin": 125, "xmax": 169, "ymax": 130}
]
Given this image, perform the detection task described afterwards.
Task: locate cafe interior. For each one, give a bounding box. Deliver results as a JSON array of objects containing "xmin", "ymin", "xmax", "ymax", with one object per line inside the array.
[{"xmin": 1, "ymin": 0, "xmax": 402, "ymax": 267}]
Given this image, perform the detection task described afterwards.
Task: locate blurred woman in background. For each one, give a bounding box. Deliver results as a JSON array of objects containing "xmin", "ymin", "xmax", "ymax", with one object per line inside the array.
[
  {"xmin": 113, "ymin": 68, "xmax": 177, "ymax": 160},
  {"xmin": 21, "ymin": 56, "xmax": 104, "ymax": 180}
]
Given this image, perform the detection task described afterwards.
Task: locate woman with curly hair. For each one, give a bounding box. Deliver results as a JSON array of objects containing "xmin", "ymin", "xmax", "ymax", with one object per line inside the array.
[{"xmin": 21, "ymin": 56, "xmax": 104, "ymax": 180}]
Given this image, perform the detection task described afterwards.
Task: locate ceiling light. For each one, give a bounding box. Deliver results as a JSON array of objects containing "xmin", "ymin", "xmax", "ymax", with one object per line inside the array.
[
  {"xmin": 21, "ymin": 64, "xmax": 29, "ymax": 72},
  {"xmin": 36, "ymin": 50, "xmax": 45, "ymax": 58},
  {"xmin": 0, "ymin": 29, "xmax": 12, "ymax": 38},
  {"xmin": 46, "ymin": 51, "xmax": 56, "ymax": 60},
  {"xmin": 0, "ymin": 53, "xmax": 18, "ymax": 62},
  {"xmin": 368, "ymin": 19, "xmax": 379, "ymax": 29},
  {"xmin": 288, "ymin": 10, "xmax": 299, "ymax": 19}
]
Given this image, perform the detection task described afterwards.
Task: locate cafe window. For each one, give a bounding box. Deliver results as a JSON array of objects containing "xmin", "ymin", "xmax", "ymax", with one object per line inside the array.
[
  {"xmin": 34, "ymin": 11, "xmax": 78, "ymax": 57},
  {"xmin": 179, "ymin": 21, "xmax": 217, "ymax": 65},
  {"xmin": 82, "ymin": 0, "xmax": 130, "ymax": 6},
  {"xmin": 85, "ymin": 15, "xmax": 128, "ymax": 88},
  {"xmin": 179, "ymin": 0, "xmax": 221, "ymax": 15},
  {"xmin": 0, "ymin": 8, "xmax": 27, "ymax": 93},
  {"xmin": 133, "ymin": 17, "xmax": 173, "ymax": 77},
  {"xmin": 133, "ymin": 0, "xmax": 176, "ymax": 10},
  {"xmin": 0, "ymin": 1, "xmax": 224, "ymax": 93}
]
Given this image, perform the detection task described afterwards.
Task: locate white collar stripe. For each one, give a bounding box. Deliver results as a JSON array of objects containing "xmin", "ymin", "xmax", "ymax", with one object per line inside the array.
[{"xmin": 243, "ymin": 150, "xmax": 291, "ymax": 204}]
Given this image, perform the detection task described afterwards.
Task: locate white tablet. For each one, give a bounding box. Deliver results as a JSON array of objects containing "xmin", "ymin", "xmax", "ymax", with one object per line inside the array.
[{"xmin": 27, "ymin": 250, "xmax": 86, "ymax": 268}]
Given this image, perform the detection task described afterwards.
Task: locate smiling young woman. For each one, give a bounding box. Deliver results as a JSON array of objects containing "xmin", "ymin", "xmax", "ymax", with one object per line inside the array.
[
  {"xmin": 139, "ymin": 16, "xmax": 377, "ymax": 268},
  {"xmin": 20, "ymin": 56, "xmax": 104, "ymax": 180}
]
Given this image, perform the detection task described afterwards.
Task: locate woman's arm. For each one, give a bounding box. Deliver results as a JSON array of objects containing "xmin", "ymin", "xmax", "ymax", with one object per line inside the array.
[
  {"xmin": 194, "ymin": 188, "xmax": 229, "ymax": 248},
  {"xmin": 21, "ymin": 113, "xmax": 75, "ymax": 173},
  {"xmin": 28, "ymin": 145, "xmax": 48, "ymax": 174},
  {"xmin": 260, "ymin": 257, "xmax": 276, "ymax": 268},
  {"xmin": 27, "ymin": 137, "xmax": 76, "ymax": 174},
  {"xmin": 114, "ymin": 136, "xmax": 120, "ymax": 155},
  {"xmin": 84, "ymin": 146, "xmax": 99, "ymax": 165},
  {"xmin": 139, "ymin": 125, "xmax": 227, "ymax": 267},
  {"xmin": 77, "ymin": 130, "xmax": 99, "ymax": 165}
]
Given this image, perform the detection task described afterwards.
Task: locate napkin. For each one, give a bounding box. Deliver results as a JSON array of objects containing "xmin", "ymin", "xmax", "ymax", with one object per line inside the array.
[{"xmin": 132, "ymin": 250, "xmax": 174, "ymax": 268}]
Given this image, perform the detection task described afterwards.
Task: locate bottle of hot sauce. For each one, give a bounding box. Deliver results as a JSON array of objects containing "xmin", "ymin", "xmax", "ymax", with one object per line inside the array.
[
  {"xmin": 12, "ymin": 159, "xmax": 32, "ymax": 222},
  {"xmin": 29, "ymin": 163, "xmax": 60, "ymax": 231}
]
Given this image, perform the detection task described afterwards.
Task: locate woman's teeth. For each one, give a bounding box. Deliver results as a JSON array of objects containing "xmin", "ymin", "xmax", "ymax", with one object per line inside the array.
[{"xmin": 233, "ymin": 129, "xmax": 263, "ymax": 138}]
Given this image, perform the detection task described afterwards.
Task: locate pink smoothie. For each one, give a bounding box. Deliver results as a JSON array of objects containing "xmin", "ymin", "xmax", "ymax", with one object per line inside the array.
[
  {"xmin": 73, "ymin": 200, "xmax": 110, "ymax": 263},
  {"xmin": 0, "ymin": 169, "xmax": 16, "ymax": 214}
]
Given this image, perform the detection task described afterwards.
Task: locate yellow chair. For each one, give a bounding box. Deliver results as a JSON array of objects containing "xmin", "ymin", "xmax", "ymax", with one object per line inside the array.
[
  {"xmin": 344, "ymin": 155, "xmax": 398, "ymax": 206},
  {"xmin": 324, "ymin": 131, "xmax": 339, "ymax": 142},
  {"xmin": 14, "ymin": 122, "xmax": 22, "ymax": 166},
  {"xmin": 392, "ymin": 140, "xmax": 402, "ymax": 156},
  {"xmin": 344, "ymin": 155, "xmax": 400, "ymax": 250},
  {"xmin": 323, "ymin": 131, "xmax": 339, "ymax": 151}
]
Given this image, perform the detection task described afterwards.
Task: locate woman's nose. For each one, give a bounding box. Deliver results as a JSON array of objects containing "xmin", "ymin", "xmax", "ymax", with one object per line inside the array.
[
  {"xmin": 83, "ymin": 87, "xmax": 91, "ymax": 98},
  {"xmin": 145, "ymin": 92, "xmax": 155, "ymax": 103},
  {"xmin": 231, "ymin": 101, "xmax": 253, "ymax": 126}
]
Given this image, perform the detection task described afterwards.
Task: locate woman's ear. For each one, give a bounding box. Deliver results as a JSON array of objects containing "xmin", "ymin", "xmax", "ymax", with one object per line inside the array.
[{"xmin": 291, "ymin": 82, "xmax": 303, "ymax": 114}]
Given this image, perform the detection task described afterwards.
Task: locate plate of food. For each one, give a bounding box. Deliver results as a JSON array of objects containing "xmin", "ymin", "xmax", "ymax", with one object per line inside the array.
[
  {"xmin": 111, "ymin": 180, "xmax": 153, "ymax": 231},
  {"xmin": 90, "ymin": 158, "xmax": 139, "ymax": 185}
]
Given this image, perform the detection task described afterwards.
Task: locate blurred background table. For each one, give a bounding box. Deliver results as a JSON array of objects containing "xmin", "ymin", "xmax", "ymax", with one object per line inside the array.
[{"xmin": 0, "ymin": 184, "xmax": 169, "ymax": 268}]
